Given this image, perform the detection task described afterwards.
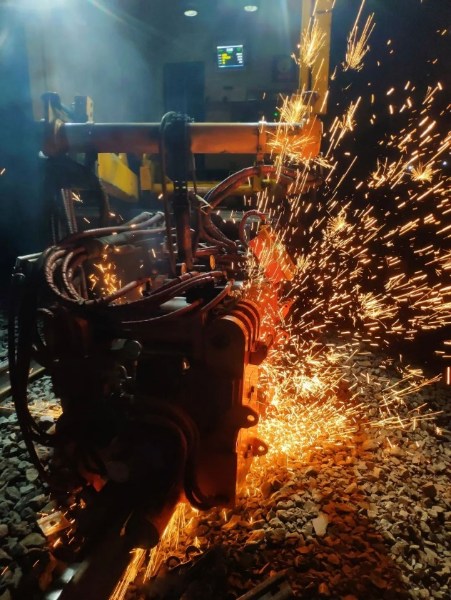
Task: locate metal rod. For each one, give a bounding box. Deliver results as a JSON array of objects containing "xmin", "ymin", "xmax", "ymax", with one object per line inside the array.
[
  {"xmin": 0, "ymin": 362, "xmax": 45, "ymax": 403},
  {"xmin": 43, "ymin": 121, "xmax": 321, "ymax": 157}
]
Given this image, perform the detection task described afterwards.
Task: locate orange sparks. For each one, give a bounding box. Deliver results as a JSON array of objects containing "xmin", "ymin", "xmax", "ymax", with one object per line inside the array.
[{"xmin": 343, "ymin": 0, "xmax": 375, "ymax": 72}]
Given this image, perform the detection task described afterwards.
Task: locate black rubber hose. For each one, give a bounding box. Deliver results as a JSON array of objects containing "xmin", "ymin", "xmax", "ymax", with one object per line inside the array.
[
  {"xmin": 159, "ymin": 112, "xmax": 178, "ymax": 275},
  {"xmin": 204, "ymin": 165, "xmax": 297, "ymax": 212},
  {"xmin": 238, "ymin": 210, "xmax": 267, "ymax": 247},
  {"xmin": 105, "ymin": 271, "xmax": 224, "ymax": 316},
  {"xmin": 134, "ymin": 401, "xmax": 215, "ymax": 511},
  {"xmin": 201, "ymin": 212, "xmax": 238, "ymax": 251},
  {"xmin": 10, "ymin": 282, "xmax": 54, "ymax": 479},
  {"xmin": 57, "ymin": 212, "xmax": 164, "ymax": 248}
]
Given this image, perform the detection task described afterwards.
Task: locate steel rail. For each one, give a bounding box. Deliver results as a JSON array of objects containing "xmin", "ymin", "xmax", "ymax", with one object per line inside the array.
[{"xmin": 0, "ymin": 361, "xmax": 46, "ymax": 402}]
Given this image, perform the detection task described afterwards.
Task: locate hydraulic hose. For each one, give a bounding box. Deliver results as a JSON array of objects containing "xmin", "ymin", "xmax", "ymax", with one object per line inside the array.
[{"xmin": 238, "ymin": 210, "xmax": 267, "ymax": 247}]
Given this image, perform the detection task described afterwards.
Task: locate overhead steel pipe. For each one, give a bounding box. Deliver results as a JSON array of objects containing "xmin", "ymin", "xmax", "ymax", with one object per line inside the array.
[{"xmin": 42, "ymin": 119, "xmax": 322, "ymax": 159}]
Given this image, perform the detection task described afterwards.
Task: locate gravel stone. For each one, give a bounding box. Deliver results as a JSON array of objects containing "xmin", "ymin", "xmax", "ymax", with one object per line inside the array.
[
  {"xmin": 312, "ymin": 513, "xmax": 328, "ymax": 537},
  {"xmin": 25, "ymin": 468, "xmax": 39, "ymax": 483},
  {"xmin": 422, "ymin": 482, "xmax": 438, "ymax": 499},
  {"xmin": 5, "ymin": 487, "xmax": 20, "ymax": 503},
  {"xmin": 0, "ymin": 549, "xmax": 12, "ymax": 564},
  {"xmin": 21, "ymin": 533, "xmax": 46, "ymax": 548}
]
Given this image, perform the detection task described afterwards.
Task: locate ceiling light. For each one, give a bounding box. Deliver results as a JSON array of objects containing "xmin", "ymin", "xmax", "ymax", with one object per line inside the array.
[
  {"xmin": 244, "ymin": 3, "xmax": 259, "ymax": 11},
  {"xmin": 184, "ymin": 1, "xmax": 198, "ymax": 16}
]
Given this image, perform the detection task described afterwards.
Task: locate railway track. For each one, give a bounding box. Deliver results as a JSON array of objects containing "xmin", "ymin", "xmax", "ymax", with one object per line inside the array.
[
  {"xmin": 0, "ymin": 360, "xmax": 46, "ymax": 402},
  {"xmin": 0, "ymin": 359, "xmax": 132, "ymax": 600},
  {"xmin": 1, "ymin": 361, "xmax": 199, "ymax": 600},
  {"xmin": 43, "ymin": 519, "xmax": 136, "ymax": 600}
]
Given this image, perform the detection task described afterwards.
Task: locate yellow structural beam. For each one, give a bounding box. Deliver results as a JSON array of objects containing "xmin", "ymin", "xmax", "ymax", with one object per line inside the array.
[
  {"xmin": 300, "ymin": 0, "xmax": 334, "ymax": 115},
  {"xmin": 98, "ymin": 153, "xmax": 139, "ymax": 202}
]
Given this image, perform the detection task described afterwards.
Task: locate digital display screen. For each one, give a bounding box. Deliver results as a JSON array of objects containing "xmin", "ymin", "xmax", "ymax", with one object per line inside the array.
[{"xmin": 217, "ymin": 45, "xmax": 244, "ymax": 69}]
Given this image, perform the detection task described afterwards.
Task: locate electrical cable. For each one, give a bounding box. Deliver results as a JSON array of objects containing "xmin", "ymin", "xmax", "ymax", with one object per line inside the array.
[
  {"xmin": 134, "ymin": 401, "xmax": 215, "ymax": 510},
  {"xmin": 238, "ymin": 210, "xmax": 267, "ymax": 247},
  {"xmin": 159, "ymin": 112, "xmax": 178, "ymax": 275},
  {"xmin": 200, "ymin": 281, "xmax": 234, "ymax": 315},
  {"xmin": 119, "ymin": 299, "xmax": 203, "ymax": 328},
  {"xmin": 204, "ymin": 165, "xmax": 297, "ymax": 212},
  {"xmin": 190, "ymin": 157, "xmax": 202, "ymax": 256},
  {"xmin": 58, "ymin": 212, "xmax": 164, "ymax": 247}
]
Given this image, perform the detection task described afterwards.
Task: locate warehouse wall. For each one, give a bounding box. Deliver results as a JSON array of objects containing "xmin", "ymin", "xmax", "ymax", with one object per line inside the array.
[
  {"xmin": 23, "ymin": 0, "xmax": 157, "ymax": 122},
  {"xmin": 9, "ymin": 0, "xmax": 301, "ymax": 123},
  {"xmin": 143, "ymin": 0, "xmax": 302, "ymax": 121}
]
